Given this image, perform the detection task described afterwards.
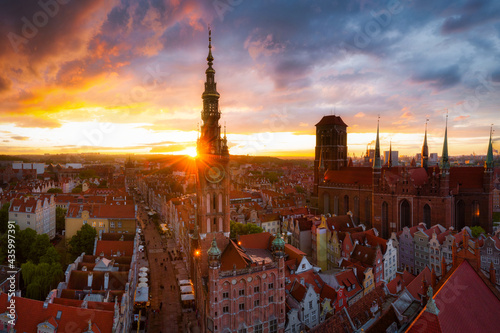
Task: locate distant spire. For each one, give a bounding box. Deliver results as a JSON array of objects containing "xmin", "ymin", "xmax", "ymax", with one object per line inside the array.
[
  {"xmin": 440, "ymin": 113, "xmax": 450, "ymax": 170},
  {"xmin": 373, "ymin": 116, "xmax": 382, "ymax": 169},
  {"xmin": 485, "ymin": 124, "xmax": 494, "ymax": 170},
  {"xmin": 422, "ymin": 119, "xmax": 429, "ymax": 170},
  {"xmin": 207, "ymin": 27, "xmax": 214, "ymax": 66},
  {"xmin": 388, "ymin": 140, "xmax": 392, "ymax": 169}
]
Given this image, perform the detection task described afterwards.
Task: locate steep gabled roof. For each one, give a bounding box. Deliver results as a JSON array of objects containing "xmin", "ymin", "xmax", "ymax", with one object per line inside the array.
[
  {"xmin": 220, "ymin": 239, "xmax": 251, "ymax": 271},
  {"xmin": 407, "ymin": 260, "xmax": 500, "ymax": 333},
  {"xmin": 239, "ymin": 232, "xmax": 273, "ymax": 250},
  {"xmin": 0, "ymin": 294, "xmax": 113, "ymax": 332}
]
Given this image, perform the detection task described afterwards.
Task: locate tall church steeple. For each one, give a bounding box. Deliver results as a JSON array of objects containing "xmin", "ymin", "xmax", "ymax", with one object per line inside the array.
[
  {"xmin": 373, "ymin": 117, "xmax": 382, "ymax": 169},
  {"xmin": 195, "ymin": 28, "xmax": 231, "ymax": 241},
  {"xmin": 485, "ymin": 125, "xmax": 494, "ymax": 170},
  {"xmin": 198, "ymin": 29, "xmax": 227, "ymax": 156},
  {"xmin": 422, "ymin": 119, "xmax": 429, "ymax": 170},
  {"xmin": 440, "ymin": 114, "xmax": 450, "ymax": 171},
  {"xmin": 388, "ymin": 140, "xmax": 393, "ymax": 169}
]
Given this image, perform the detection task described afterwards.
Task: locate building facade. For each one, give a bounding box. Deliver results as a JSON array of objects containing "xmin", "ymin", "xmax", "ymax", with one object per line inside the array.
[
  {"xmin": 189, "ymin": 31, "xmax": 286, "ymax": 333},
  {"xmin": 317, "ymin": 117, "xmax": 495, "ymax": 236},
  {"xmin": 9, "ymin": 195, "xmax": 56, "ymax": 239}
]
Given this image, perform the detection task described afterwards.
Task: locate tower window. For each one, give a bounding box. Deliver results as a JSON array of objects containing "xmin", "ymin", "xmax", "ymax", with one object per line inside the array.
[{"xmin": 213, "ymin": 218, "xmax": 217, "ymax": 226}]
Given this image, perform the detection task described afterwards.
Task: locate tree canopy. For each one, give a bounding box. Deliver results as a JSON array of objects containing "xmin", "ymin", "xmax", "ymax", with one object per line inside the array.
[
  {"xmin": 56, "ymin": 207, "xmax": 66, "ymax": 234},
  {"xmin": 0, "ymin": 203, "xmax": 10, "ymax": 234},
  {"xmin": 230, "ymin": 220, "xmax": 264, "ymax": 239},
  {"xmin": 68, "ymin": 224, "xmax": 97, "ymax": 259},
  {"xmin": 470, "ymin": 226, "xmax": 486, "ymax": 238},
  {"xmin": 47, "ymin": 188, "xmax": 63, "ymax": 193}
]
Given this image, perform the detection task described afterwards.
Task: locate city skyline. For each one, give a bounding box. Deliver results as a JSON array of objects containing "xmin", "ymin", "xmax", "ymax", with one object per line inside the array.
[{"xmin": 0, "ymin": 0, "xmax": 499, "ymax": 157}]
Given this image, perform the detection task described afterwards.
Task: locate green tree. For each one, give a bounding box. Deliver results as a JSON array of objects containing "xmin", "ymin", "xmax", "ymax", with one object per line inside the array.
[
  {"xmin": 470, "ymin": 226, "xmax": 486, "ymax": 238},
  {"xmin": 79, "ymin": 169, "xmax": 97, "ymax": 179},
  {"xmin": 71, "ymin": 185, "xmax": 83, "ymax": 193},
  {"xmin": 29, "ymin": 234, "xmax": 51, "ymax": 264},
  {"xmin": 0, "ymin": 203, "xmax": 10, "ymax": 234},
  {"xmin": 21, "ymin": 261, "xmax": 37, "ymax": 286},
  {"xmin": 56, "ymin": 207, "xmax": 67, "ymax": 234},
  {"xmin": 26, "ymin": 281, "xmax": 42, "ymax": 300},
  {"xmin": 17, "ymin": 228, "xmax": 37, "ymax": 264},
  {"xmin": 295, "ymin": 185, "xmax": 305, "ymax": 194},
  {"xmin": 47, "ymin": 188, "xmax": 63, "ymax": 193},
  {"xmin": 230, "ymin": 221, "xmax": 264, "ymax": 239},
  {"xmin": 40, "ymin": 246, "xmax": 60, "ymax": 264},
  {"xmin": 68, "ymin": 224, "xmax": 96, "ymax": 259}
]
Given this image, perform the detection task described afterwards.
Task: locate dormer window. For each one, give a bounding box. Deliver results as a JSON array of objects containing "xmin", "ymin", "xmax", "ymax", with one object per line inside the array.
[{"xmin": 26, "ymin": 207, "xmax": 32, "ymax": 212}]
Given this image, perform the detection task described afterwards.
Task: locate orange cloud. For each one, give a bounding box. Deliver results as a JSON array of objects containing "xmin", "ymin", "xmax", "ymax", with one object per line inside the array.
[{"xmin": 454, "ymin": 115, "xmax": 470, "ymax": 121}]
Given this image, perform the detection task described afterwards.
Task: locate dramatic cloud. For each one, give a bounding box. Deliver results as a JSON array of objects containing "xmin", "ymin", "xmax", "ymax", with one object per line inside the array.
[{"xmin": 0, "ymin": 0, "xmax": 498, "ymax": 156}]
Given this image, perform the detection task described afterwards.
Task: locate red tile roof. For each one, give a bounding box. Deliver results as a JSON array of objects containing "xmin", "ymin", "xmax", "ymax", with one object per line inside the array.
[
  {"xmin": 449, "ymin": 166, "xmax": 485, "ymax": 190},
  {"xmin": 315, "ymin": 115, "xmax": 348, "ymax": 127},
  {"xmin": 95, "ymin": 240, "xmax": 134, "ymax": 257},
  {"xmin": 324, "ymin": 167, "xmax": 373, "ymax": 186},
  {"xmin": 239, "ymin": 232, "xmax": 273, "ymax": 249},
  {"xmin": 335, "ymin": 269, "xmax": 362, "ymax": 298},
  {"xmin": 290, "ymin": 282, "xmax": 307, "ymax": 302},
  {"xmin": 406, "ymin": 266, "xmax": 432, "ymax": 301},
  {"xmin": 407, "ymin": 311, "xmax": 443, "ymax": 333},
  {"xmin": 220, "ymin": 239, "xmax": 251, "ymax": 271},
  {"xmin": 408, "ymin": 260, "xmax": 500, "ymax": 333},
  {"xmin": 0, "ymin": 293, "xmax": 114, "ymax": 332}
]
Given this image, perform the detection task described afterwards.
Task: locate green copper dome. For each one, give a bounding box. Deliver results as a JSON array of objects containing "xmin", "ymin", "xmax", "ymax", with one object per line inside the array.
[
  {"xmin": 207, "ymin": 237, "xmax": 221, "ymax": 257},
  {"xmin": 272, "ymin": 234, "xmax": 285, "ymax": 251}
]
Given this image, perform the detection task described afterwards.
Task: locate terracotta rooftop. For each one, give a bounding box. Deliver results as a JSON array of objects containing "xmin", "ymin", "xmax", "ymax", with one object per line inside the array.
[
  {"xmin": 0, "ymin": 293, "xmax": 114, "ymax": 332},
  {"xmin": 324, "ymin": 167, "xmax": 373, "ymax": 186},
  {"xmin": 407, "ymin": 260, "xmax": 500, "ymax": 333},
  {"xmin": 315, "ymin": 115, "xmax": 348, "ymax": 127},
  {"xmin": 94, "ymin": 240, "xmax": 134, "ymax": 257},
  {"xmin": 239, "ymin": 232, "xmax": 273, "ymax": 250}
]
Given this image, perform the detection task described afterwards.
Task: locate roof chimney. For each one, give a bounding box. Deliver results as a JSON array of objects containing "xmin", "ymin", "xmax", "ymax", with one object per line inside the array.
[
  {"xmin": 104, "ymin": 272, "xmax": 110, "ymax": 290},
  {"xmin": 87, "ymin": 272, "xmax": 93, "ymax": 289}
]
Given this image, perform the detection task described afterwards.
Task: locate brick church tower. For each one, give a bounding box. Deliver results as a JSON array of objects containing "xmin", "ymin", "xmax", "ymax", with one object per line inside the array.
[{"xmin": 313, "ymin": 115, "xmax": 348, "ymax": 197}]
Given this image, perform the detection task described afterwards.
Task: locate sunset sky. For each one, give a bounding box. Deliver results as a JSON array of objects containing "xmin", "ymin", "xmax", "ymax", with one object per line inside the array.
[{"xmin": 0, "ymin": 0, "xmax": 499, "ymax": 158}]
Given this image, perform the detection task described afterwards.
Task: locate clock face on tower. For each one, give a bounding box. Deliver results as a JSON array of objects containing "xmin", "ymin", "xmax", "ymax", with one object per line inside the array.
[{"xmin": 205, "ymin": 164, "xmax": 225, "ymax": 183}]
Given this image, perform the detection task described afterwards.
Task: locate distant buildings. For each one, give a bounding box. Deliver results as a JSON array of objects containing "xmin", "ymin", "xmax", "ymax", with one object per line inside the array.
[
  {"xmin": 314, "ymin": 115, "xmax": 495, "ymax": 236},
  {"xmin": 9, "ymin": 195, "xmax": 56, "ymax": 239},
  {"xmin": 65, "ymin": 202, "xmax": 136, "ymax": 239}
]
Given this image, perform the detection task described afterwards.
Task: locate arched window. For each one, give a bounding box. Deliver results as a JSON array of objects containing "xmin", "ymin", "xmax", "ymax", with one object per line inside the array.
[
  {"xmin": 354, "ymin": 196, "xmax": 360, "ymax": 224},
  {"xmin": 472, "ymin": 201, "xmax": 480, "ymax": 226},
  {"xmin": 334, "ymin": 196, "xmax": 339, "ymax": 215},
  {"xmin": 323, "ymin": 193, "xmax": 330, "ymax": 214},
  {"xmin": 213, "ymin": 193, "xmax": 217, "ymax": 211},
  {"xmin": 382, "ymin": 202, "xmax": 389, "ymax": 238},
  {"xmin": 400, "ymin": 200, "xmax": 411, "ymax": 229},
  {"xmin": 206, "ymin": 193, "xmax": 211, "ymax": 214},
  {"xmin": 344, "ymin": 195, "xmax": 349, "ymax": 214},
  {"xmin": 456, "ymin": 200, "xmax": 465, "ymax": 231},
  {"xmin": 423, "ymin": 204, "xmax": 431, "ymax": 229},
  {"xmin": 218, "ymin": 193, "xmax": 223, "ymax": 212}
]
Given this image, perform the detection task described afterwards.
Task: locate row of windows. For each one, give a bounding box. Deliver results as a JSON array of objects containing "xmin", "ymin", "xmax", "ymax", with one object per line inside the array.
[
  {"xmin": 82, "ymin": 221, "xmax": 122, "ymax": 228},
  {"xmin": 222, "ymin": 284, "xmax": 272, "ymax": 299},
  {"xmin": 222, "ymin": 296, "xmax": 274, "ymax": 313}
]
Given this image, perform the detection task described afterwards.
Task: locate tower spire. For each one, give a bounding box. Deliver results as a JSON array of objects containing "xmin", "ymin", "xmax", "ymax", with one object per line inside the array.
[
  {"xmin": 485, "ymin": 124, "xmax": 494, "ymax": 170},
  {"xmin": 440, "ymin": 113, "xmax": 450, "ymax": 170},
  {"xmin": 422, "ymin": 119, "xmax": 429, "ymax": 170},
  {"xmin": 199, "ymin": 28, "xmax": 224, "ymax": 156},
  {"xmin": 207, "ymin": 27, "xmax": 214, "ymax": 66},
  {"xmin": 373, "ymin": 116, "xmax": 382, "ymax": 169},
  {"xmin": 388, "ymin": 140, "xmax": 392, "ymax": 169}
]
